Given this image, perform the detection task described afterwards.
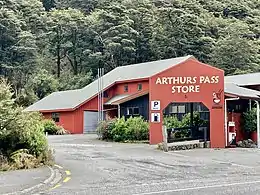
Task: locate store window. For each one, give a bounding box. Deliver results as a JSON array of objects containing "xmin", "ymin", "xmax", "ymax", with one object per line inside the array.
[
  {"xmin": 103, "ymin": 91, "xmax": 109, "ymax": 98},
  {"xmin": 169, "ymin": 104, "xmax": 186, "ymax": 114},
  {"xmin": 124, "ymin": 85, "xmax": 128, "ymax": 92},
  {"xmin": 127, "ymin": 107, "xmax": 140, "ymax": 115},
  {"xmin": 138, "ymin": 83, "xmax": 142, "ymax": 91},
  {"xmin": 52, "ymin": 113, "xmax": 60, "ymax": 122}
]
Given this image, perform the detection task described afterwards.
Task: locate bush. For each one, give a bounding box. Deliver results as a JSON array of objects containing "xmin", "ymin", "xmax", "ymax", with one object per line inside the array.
[
  {"xmin": 163, "ymin": 112, "xmax": 207, "ymax": 129},
  {"xmin": 56, "ymin": 126, "xmax": 70, "ymax": 135},
  {"xmin": 43, "ymin": 119, "xmax": 59, "ymax": 135},
  {"xmin": 243, "ymin": 108, "xmax": 257, "ymax": 132},
  {"xmin": 97, "ymin": 119, "xmax": 116, "ymax": 140},
  {"xmin": 42, "ymin": 119, "xmax": 69, "ymax": 135},
  {"xmin": 111, "ymin": 117, "xmax": 128, "ymax": 142},
  {"xmin": 163, "ymin": 115, "xmax": 182, "ymax": 129},
  {"xmin": 163, "ymin": 112, "xmax": 207, "ymax": 140},
  {"xmin": 97, "ymin": 116, "xmax": 149, "ymax": 142},
  {"xmin": 0, "ymin": 79, "xmax": 53, "ymax": 171},
  {"xmin": 125, "ymin": 117, "xmax": 149, "ymax": 141}
]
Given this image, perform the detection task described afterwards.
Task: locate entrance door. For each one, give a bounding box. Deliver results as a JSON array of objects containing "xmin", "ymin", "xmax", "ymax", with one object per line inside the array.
[{"xmin": 83, "ymin": 111, "xmax": 98, "ymax": 133}]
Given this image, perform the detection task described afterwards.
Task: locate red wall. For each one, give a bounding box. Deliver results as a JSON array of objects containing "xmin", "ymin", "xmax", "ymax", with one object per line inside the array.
[
  {"xmin": 73, "ymin": 97, "xmax": 98, "ymax": 134},
  {"xmin": 227, "ymin": 112, "xmax": 245, "ymax": 142},
  {"xmin": 42, "ymin": 80, "xmax": 149, "ymax": 134},
  {"xmin": 114, "ymin": 81, "xmax": 149, "ymax": 95},
  {"xmin": 43, "ymin": 112, "xmax": 75, "ymax": 133},
  {"xmin": 149, "ymin": 58, "xmax": 225, "ymax": 148}
]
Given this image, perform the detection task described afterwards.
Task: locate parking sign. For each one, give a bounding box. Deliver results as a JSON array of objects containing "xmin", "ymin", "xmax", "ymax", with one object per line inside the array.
[{"xmin": 151, "ymin": 100, "xmax": 160, "ymax": 110}]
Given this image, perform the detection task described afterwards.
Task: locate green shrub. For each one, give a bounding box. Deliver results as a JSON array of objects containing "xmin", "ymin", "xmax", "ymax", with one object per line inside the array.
[
  {"xmin": 163, "ymin": 112, "xmax": 207, "ymax": 129},
  {"xmin": 97, "ymin": 119, "xmax": 116, "ymax": 140},
  {"xmin": 0, "ymin": 79, "xmax": 53, "ymax": 171},
  {"xmin": 163, "ymin": 112, "xmax": 207, "ymax": 140},
  {"xmin": 111, "ymin": 117, "xmax": 128, "ymax": 142},
  {"xmin": 243, "ymin": 108, "xmax": 257, "ymax": 132},
  {"xmin": 56, "ymin": 126, "xmax": 70, "ymax": 135},
  {"xmin": 125, "ymin": 117, "xmax": 149, "ymax": 141},
  {"xmin": 163, "ymin": 115, "xmax": 182, "ymax": 129},
  {"xmin": 42, "ymin": 119, "xmax": 59, "ymax": 135},
  {"xmin": 97, "ymin": 117, "xmax": 149, "ymax": 142}
]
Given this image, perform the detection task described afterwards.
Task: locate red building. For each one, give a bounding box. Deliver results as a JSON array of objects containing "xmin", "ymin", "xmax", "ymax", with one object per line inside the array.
[{"xmin": 25, "ymin": 56, "xmax": 260, "ymax": 148}]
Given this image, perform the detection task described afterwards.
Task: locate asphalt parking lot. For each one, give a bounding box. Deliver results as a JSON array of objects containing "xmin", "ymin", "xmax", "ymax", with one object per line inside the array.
[{"xmin": 47, "ymin": 135, "xmax": 260, "ymax": 195}]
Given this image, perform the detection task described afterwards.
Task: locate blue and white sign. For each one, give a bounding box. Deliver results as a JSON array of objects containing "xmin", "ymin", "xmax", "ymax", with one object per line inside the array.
[
  {"xmin": 151, "ymin": 100, "xmax": 160, "ymax": 111},
  {"xmin": 151, "ymin": 113, "xmax": 160, "ymax": 123}
]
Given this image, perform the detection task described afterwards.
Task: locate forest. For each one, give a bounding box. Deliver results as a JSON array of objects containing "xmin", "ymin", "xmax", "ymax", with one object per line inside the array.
[{"xmin": 1, "ymin": 0, "xmax": 260, "ymax": 107}]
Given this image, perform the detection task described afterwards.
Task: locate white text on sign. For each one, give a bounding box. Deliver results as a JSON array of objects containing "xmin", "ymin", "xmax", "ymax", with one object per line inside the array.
[{"xmin": 155, "ymin": 76, "xmax": 220, "ymax": 94}]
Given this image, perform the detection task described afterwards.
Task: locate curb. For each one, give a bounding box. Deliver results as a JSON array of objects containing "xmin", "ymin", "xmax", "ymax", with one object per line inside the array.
[{"xmin": 3, "ymin": 166, "xmax": 61, "ymax": 195}]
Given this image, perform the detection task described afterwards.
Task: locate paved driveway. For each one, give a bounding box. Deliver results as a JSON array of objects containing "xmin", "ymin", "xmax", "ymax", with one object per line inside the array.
[{"xmin": 47, "ymin": 135, "xmax": 260, "ymax": 195}]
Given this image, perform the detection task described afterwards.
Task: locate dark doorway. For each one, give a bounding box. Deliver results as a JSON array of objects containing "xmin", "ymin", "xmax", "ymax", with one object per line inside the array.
[{"xmin": 163, "ymin": 102, "xmax": 210, "ymax": 143}]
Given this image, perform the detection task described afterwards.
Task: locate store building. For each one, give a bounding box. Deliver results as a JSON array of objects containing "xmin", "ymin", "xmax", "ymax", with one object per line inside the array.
[{"xmin": 25, "ymin": 56, "xmax": 260, "ymax": 148}]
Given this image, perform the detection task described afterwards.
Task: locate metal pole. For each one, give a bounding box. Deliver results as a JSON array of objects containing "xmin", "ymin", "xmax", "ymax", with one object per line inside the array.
[
  {"xmin": 99, "ymin": 68, "xmax": 102, "ymax": 122},
  {"xmin": 101, "ymin": 68, "xmax": 104, "ymax": 121},
  {"xmin": 118, "ymin": 104, "xmax": 121, "ymax": 118},
  {"xmin": 255, "ymin": 100, "xmax": 260, "ymax": 149},
  {"xmin": 97, "ymin": 68, "xmax": 100, "ymax": 122},
  {"xmin": 102, "ymin": 68, "xmax": 104, "ymax": 120},
  {"xmin": 249, "ymin": 99, "xmax": 252, "ymax": 111}
]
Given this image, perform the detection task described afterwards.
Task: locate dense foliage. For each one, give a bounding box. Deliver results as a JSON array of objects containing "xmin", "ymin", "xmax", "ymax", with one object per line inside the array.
[
  {"xmin": 0, "ymin": 79, "xmax": 53, "ymax": 171},
  {"xmin": 243, "ymin": 108, "xmax": 257, "ymax": 132},
  {"xmin": 163, "ymin": 112, "xmax": 207, "ymax": 139},
  {"xmin": 1, "ymin": 0, "xmax": 260, "ymax": 106},
  {"xmin": 97, "ymin": 117, "xmax": 149, "ymax": 142},
  {"xmin": 42, "ymin": 119, "xmax": 69, "ymax": 135},
  {"xmin": 163, "ymin": 112, "xmax": 207, "ymax": 129}
]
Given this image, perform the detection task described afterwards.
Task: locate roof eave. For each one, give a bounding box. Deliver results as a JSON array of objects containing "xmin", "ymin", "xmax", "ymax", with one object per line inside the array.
[{"xmin": 225, "ymin": 92, "xmax": 260, "ymax": 100}]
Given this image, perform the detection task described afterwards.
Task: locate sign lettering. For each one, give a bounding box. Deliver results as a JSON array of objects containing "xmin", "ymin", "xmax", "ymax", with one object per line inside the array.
[{"xmin": 155, "ymin": 76, "xmax": 220, "ymax": 94}]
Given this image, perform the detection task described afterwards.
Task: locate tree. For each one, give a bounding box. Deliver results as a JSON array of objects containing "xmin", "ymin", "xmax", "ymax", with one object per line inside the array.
[
  {"xmin": 48, "ymin": 8, "xmax": 98, "ymax": 76},
  {"xmin": 210, "ymin": 20, "xmax": 260, "ymax": 75},
  {"xmin": 93, "ymin": 3, "xmax": 138, "ymax": 70}
]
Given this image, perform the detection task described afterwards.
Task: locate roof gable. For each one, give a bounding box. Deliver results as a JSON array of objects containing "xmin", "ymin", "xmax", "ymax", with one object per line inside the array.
[{"xmin": 25, "ymin": 55, "xmax": 193, "ymax": 111}]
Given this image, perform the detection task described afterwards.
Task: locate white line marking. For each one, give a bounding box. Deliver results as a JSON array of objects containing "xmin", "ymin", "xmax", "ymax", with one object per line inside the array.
[
  {"xmin": 211, "ymin": 159, "xmax": 254, "ymax": 169},
  {"xmin": 164, "ymin": 152, "xmax": 254, "ymax": 168},
  {"xmin": 54, "ymin": 164, "xmax": 63, "ymax": 169},
  {"xmin": 132, "ymin": 180, "xmax": 260, "ymax": 195}
]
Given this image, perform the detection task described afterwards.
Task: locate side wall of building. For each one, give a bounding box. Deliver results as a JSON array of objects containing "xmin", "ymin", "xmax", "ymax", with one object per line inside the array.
[
  {"xmin": 120, "ymin": 94, "xmax": 149, "ymax": 120},
  {"xmin": 42, "ymin": 112, "xmax": 75, "ymax": 133},
  {"xmin": 73, "ymin": 97, "xmax": 98, "ymax": 134},
  {"xmin": 42, "ymin": 80, "xmax": 150, "ymax": 134}
]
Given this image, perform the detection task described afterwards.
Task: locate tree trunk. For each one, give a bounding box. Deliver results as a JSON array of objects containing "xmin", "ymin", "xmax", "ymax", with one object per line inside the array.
[
  {"xmin": 56, "ymin": 28, "xmax": 61, "ymax": 78},
  {"xmin": 72, "ymin": 30, "xmax": 78, "ymax": 75}
]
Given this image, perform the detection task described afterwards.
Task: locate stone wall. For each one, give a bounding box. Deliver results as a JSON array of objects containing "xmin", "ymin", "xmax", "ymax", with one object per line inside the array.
[{"xmin": 158, "ymin": 141, "xmax": 210, "ymax": 151}]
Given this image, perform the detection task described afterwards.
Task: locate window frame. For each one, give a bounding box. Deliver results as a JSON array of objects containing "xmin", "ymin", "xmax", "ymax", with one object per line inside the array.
[
  {"xmin": 169, "ymin": 104, "xmax": 186, "ymax": 114},
  {"xmin": 103, "ymin": 91, "xmax": 109, "ymax": 98},
  {"xmin": 124, "ymin": 84, "xmax": 128, "ymax": 92},
  {"xmin": 127, "ymin": 107, "xmax": 140, "ymax": 116},
  {"xmin": 51, "ymin": 112, "xmax": 60, "ymax": 122},
  {"xmin": 137, "ymin": 83, "xmax": 142, "ymax": 91}
]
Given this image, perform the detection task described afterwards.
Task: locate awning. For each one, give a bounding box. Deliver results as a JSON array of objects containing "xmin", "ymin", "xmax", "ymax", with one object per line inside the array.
[
  {"xmin": 225, "ymin": 82, "xmax": 260, "ymax": 100},
  {"xmin": 104, "ymin": 94, "xmax": 130, "ymax": 105},
  {"xmin": 104, "ymin": 90, "xmax": 149, "ymax": 105}
]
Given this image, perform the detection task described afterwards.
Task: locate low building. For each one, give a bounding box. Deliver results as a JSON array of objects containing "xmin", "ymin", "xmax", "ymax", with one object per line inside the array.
[{"xmin": 25, "ymin": 56, "xmax": 260, "ymax": 148}]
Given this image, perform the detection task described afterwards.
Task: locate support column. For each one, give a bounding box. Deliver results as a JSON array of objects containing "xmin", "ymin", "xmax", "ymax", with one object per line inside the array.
[
  {"xmin": 256, "ymin": 101, "xmax": 260, "ymax": 149},
  {"xmin": 118, "ymin": 104, "xmax": 121, "ymax": 118}
]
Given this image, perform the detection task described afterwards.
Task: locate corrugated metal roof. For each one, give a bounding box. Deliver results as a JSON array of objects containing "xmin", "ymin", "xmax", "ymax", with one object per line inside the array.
[
  {"xmin": 225, "ymin": 72, "xmax": 260, "ymax": 86},
  {"xmin": 104, "ymin": 94, "xmax": 130, "ymax": 105},
  {"xmin": 225, "ymin": 82, "xmax": 260, "ymax": 99},
  {"xmin": 25, "ymin": 55, "xmax": 194, "ymax": 111}
]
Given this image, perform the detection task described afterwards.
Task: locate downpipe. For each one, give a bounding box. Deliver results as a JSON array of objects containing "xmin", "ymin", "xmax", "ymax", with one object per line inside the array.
[{"xmin": 255, "ymin": 101, "xmax": 260, "ymax": 149}]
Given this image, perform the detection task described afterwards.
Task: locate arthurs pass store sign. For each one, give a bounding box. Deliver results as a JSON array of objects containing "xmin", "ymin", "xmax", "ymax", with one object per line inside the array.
[{"xmin": 155, "ymin": 76, "xmax": 223, "ymax": 109}]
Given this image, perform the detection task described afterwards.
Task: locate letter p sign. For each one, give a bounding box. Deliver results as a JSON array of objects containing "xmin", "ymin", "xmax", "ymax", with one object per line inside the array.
[{"xmin": 151, "ymin": 100, "xmax": 160, "ymax": 110}]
